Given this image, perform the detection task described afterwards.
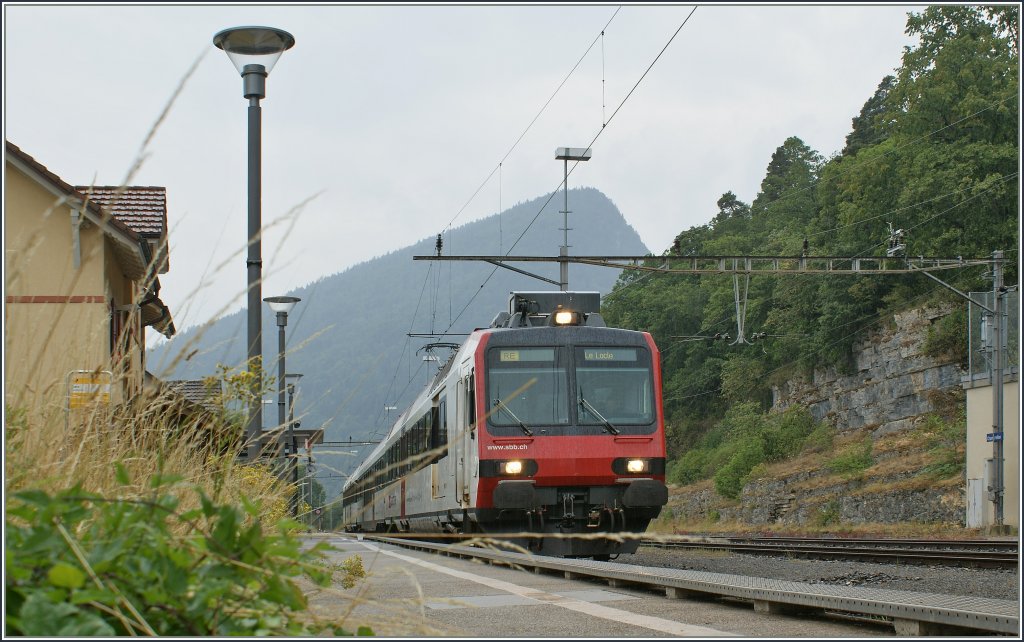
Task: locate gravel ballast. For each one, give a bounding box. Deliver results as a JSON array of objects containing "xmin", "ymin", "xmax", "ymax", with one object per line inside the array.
[{"xmin": 626, "ymin": 547, "xmax": 1019, "ymax": 601}]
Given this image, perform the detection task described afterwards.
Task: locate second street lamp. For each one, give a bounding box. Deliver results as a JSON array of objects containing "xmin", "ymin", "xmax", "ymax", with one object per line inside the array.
[
  {"xmin": 265, "ymin": 296, "xmax": 300, "ymax": 484},
  {"xmin": 213, "ymin": 26, "xmax": 295, "ymax": 459},
  {"xmin": 286, "ymin": 372, "xmax": 303, "ymax": 517}
]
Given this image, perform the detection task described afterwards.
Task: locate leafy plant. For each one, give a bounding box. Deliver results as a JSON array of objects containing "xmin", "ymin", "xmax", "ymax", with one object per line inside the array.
[
  {"xmin": 337, "ymin": 555, "xmax": 367, "ymax": 590},
  {"xmin": 714, "ymin": 439, "xmax": 767, "ymax": 499},
  {"xmin": 668, "ymin": 448, "xmax": 710, "ymax": 486},
  {"xmin": 814, "ymin": 500, "xmax": 841, "ymax": 527},
  {"xmin": 5, "ymin": 471, "xmax": 369, "ymax": 637},
  {"xmin": 923, "ymin": 306, "xmax": 969, "ymax": 366}
]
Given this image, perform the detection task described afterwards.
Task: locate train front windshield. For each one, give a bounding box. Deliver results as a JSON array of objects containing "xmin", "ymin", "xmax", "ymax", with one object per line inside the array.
[
  {"xmin": 487, "ymin": 347, "xmax": 570, "ymax": 426},
  {"xmin": 485, "ymin": 343, "xmax": 655, "ymax": 433},
  {"xmin": 575, "ymin": 347, "xmax": 654, "ymax": 425}
]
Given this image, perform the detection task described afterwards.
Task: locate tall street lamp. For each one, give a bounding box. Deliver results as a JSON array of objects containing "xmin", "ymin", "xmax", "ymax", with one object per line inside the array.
[
  {"xmin": 286, "ymin": 372, "xmax": 303, "ymax": 517},
  {"xmin": 265, "ymin": 295, "xmax": 300, "ymax": 512},
  {"xmin": 554, "ymin": 147, "xmax": 592, "ymax": 291},
  {"xmin": 214, "ymin": 26, "xmax": 295, "ymax": 459}
]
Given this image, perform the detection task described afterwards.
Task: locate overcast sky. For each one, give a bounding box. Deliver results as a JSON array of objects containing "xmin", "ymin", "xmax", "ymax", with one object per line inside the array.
[{"xmin": 4, "ymin": 3, "xmax": 920, "ymax": 342}]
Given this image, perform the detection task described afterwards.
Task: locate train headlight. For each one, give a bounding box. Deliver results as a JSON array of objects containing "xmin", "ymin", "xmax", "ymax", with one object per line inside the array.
[
  {"xmin": 552, "ymin": 308, "xmax": 580, "ymax": 325},
  {"xmin": 626, "ymin": 458, "xmax": 649, "ymax": 474},
  {"xmin": 612, "ymin": 457, "xmax": 664, "ymax": 476},
  {"xmin": 501, "ymin": 460, "xmax": 524, "ymax": 475}
]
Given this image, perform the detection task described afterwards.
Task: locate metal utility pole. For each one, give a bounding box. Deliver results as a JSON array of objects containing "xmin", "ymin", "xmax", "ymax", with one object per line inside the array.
[
  {"xmin": 917, "ymin": 250, "xmax": 1008, "ymax": 531},
  {"xmin": 990, "ymin": 251, "xmax": 1005, "ymax": 529},
  {"xmin": 554, "ymin": 147, "xmax": 592, "ymax": 291}
]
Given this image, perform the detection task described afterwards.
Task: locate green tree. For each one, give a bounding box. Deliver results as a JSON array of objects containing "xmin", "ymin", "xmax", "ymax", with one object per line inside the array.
[
  {"xmin": 843, "ymin": 75, "xmax": 897, "ymax": 157},
  {"xmin": 884, "ymin": 5, "xmax": 1018, "ymax": 260}
]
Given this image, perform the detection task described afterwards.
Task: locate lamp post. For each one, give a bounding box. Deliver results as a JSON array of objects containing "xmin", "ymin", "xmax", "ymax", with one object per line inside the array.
[
  {"xmin": 214, "ymin": 26, "xmax": 295, "ymax": 459},
  {"xmin": 265, "ymin": 295, "xmax": 301, "ymax": 513},
  {"xmin": 554, "ymin": 147, "xmax": 592, "ymax": 292},
  {"xmin": 286, "ymin": 372, "xmax": 303, "ymax": 516}
]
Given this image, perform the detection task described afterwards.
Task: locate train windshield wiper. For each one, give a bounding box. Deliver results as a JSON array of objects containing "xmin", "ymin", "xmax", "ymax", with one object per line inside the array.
[
  {"xmin": 492, "ymin": 397, "xmax": 533, "ymax": 436},
  {"xmin": 578, "ymin": 395, "xmax": 620, "ymax": 435}
]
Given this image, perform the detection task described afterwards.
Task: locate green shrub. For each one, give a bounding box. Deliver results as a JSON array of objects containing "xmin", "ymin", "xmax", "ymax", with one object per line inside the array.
[
  {"xmin": 668, "ymin": 405, "xmax": 829, "ymax": 488},
  {"xmin": 668, "ymin": 448, "xmax": 711, "ymax": 485},
  {"xmin": 814, "ymin": 500, "xmax": 841, "ymax": 527},
  {"xmin": 827, "ymin": 437, "xmax": 874, "ymax": 476},
  {"xmin": 720, "ymin": 401, "xmax": 765, "ymax": 439},
  {"xmin": 714, "ymin": 438, "xmax": 767, "ymax": 499},
  {"xmin": 5, "ymin": 471, "xmax": 370, "ymax": 637},
  {"xmin": 763, "ymin": 407, "xmax": 817, "ymax": 461},
  {"xmin": 922, "ymin": 306, "xmax": 969, "ymax": 367}
]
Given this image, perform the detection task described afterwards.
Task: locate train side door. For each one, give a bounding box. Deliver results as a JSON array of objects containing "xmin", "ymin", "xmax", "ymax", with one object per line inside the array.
[{"xmin": 454, "ymin": 368, "xmax": 474, "ymax": 506}]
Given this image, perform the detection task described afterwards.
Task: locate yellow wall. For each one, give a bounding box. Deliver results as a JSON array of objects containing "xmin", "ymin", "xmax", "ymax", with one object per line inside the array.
[
  {"xmin": 965, "ymin": 378, "xmax": 1019, "ymax": 530},
  {"xmin": 4, "ymin": 161, "xmax": 138, "ymax": 416},
  {"xmin": 5, "ymin": 165, "xmax": 104, "ymax": 296}
]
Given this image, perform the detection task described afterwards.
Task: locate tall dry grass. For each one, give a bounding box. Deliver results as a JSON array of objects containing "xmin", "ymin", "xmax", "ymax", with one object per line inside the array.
[{"xmin": 4, "ymin": 374, "xmax": 292, "ymax": 529}]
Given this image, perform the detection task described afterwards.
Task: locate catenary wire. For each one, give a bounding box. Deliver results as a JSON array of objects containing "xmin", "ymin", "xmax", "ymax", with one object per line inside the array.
[
  {"xmin": 440, "ymin": 7, "xmax": 699, "ymax": 336},
  {"xmin": 440, "ymin": 6, "xmax": 622, "ymax": 233}
]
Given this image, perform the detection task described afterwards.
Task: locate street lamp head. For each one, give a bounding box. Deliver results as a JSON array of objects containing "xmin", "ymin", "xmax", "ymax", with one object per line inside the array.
[
  {"xmin": 264, "ymin": 295, "xmax": 301, "ymax": 314},
  {"xmin": 213, "ymin": 26, "xmax": 295, "ymax": 75}
]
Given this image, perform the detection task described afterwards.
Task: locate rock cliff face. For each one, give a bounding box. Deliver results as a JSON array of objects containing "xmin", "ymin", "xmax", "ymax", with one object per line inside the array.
[
  {"xmin": 666, "ymin": 304, "xmax": 967, "ymax": 528},
  {"xmin": 667, "ymin": 475, "xmax": 963, "ymax": 527},
  {"xmin": 771, "ymin": 304, "xmax": 963, "ymax": 437}
]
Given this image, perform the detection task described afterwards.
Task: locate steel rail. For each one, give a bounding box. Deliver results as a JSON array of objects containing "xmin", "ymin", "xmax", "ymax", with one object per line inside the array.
[
  {"xmin": 717, "ymin": 536, "xmax": 1018, "ymax": 550},
  {"xmin": 638, "ymin": 538, "xmax": 1018, "ymax": 568}
]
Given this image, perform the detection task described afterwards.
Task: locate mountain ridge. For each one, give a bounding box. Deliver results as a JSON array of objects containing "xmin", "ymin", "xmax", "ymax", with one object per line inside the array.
[{"xmin": 148, "ymin": 187, "xmax": 649, "ymax": 481}]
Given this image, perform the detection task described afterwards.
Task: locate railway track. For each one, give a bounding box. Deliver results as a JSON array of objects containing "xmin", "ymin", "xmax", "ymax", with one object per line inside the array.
[{"xmin": 639, "ymin": 535, "xmax": 1019, "ymax": 568}]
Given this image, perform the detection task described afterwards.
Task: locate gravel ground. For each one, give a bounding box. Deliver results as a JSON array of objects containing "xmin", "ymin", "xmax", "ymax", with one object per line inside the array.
[{"xmin": 626, "ymin": 547, "xmax": 1020, "ymax": 601}]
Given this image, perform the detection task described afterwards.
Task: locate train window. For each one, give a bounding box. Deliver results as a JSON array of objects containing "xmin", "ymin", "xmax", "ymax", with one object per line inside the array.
[
  {"xmin": 422, "ymin": 414, "xmax": 430, "ymax": 450},
  {"xmin": 575, "ymin": 346, "xmax": 654, "ymax": 425},
  {"xmin": 430, "ymin": 405, "xmax": 439, "ymax": 449},
  {"xmin": 435, "ymin": 399, "xmax": 448, "ymax": 450},
  {"xmin": 467, "ymin": 374, "xmax": 476, "ymax": 429},
  {"xmin": 486, "ymin": 346, "xmax": 569, "ymax": 429}
]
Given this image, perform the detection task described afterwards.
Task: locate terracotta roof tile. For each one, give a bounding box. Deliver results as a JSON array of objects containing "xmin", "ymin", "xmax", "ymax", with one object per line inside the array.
[{"xmin": 75, "ymin": 186, "xmax": 167, "ymax": 237}]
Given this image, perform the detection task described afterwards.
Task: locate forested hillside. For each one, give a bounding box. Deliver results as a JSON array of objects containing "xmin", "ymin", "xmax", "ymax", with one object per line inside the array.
[{"xmin": 603, "ymin": 6, "xmax": 1019, "ymax": 477}]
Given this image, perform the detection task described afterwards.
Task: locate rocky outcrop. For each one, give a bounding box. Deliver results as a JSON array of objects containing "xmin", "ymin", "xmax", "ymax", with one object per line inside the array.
[
  {"xmin": 666, "ymin": 304, "xmax": 968, "ymax": 528},
  {"xmin": 771, "ymin": 305, "xmax": 964, "ymax": 437}
]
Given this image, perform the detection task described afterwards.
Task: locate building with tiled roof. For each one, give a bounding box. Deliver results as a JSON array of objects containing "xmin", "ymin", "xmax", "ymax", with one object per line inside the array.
[{"xmin": 5, "ymin": 141, "xmax": 177, "ymax": 419}]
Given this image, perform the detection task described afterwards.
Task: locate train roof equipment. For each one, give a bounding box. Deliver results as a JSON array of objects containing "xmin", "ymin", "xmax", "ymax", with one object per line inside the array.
[{"xmin": 490, "ymin": 291, "xmax": 605, "ymax": 329}]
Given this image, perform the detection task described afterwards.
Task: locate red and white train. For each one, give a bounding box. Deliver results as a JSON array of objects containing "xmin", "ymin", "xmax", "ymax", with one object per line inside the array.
[{"xmin": 341, "ymin": 291, "xmax": 667, "ymax": 559}]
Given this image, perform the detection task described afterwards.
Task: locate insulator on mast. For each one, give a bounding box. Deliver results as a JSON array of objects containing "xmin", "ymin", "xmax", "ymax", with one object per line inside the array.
[{"xmin": 436, "ymin": 233, "xmax": 443, "ymax": 257}]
